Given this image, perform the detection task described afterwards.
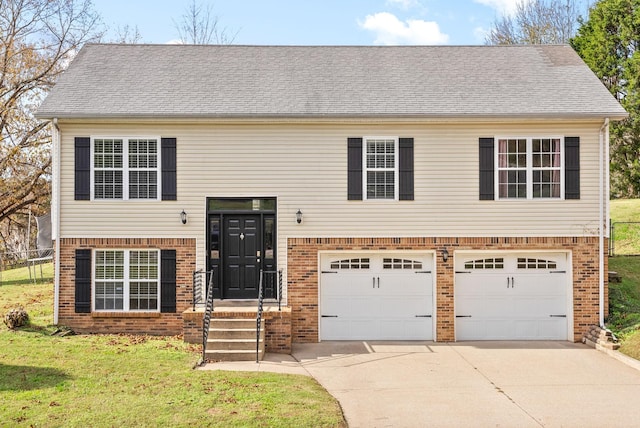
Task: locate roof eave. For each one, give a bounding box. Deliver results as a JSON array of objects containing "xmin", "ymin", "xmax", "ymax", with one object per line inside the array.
[{"xmin": 35, "ymin": 111, "xmax": 629, "ymax": 122}]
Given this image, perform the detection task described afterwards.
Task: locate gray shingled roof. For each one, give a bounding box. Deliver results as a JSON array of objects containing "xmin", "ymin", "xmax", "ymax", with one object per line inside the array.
[{"xmin": 36, "ymin": 44, "xmax": 627, "ymax": 119}]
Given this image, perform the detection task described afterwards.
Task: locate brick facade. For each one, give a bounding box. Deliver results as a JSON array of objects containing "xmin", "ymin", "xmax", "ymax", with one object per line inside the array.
[
  {"xmin": 287, "ymin": 236, "xmax": 606, "ymax": 343},
  {"xmin": 58, "ymin": 238, "xmax": 196, "ymax": 335}
]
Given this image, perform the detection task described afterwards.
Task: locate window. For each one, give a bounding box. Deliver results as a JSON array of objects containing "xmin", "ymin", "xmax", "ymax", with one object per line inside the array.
[
  {"xmin": 365, "ymin": 138, "xmax": 398, "ymax": 200},
  {"xmin": 464, "ymin": 258, "xmax": 504, "ymax": 270},
  {"xmin": 383, "ymin": 258, "xmax": 423, "ymax": 270},
  {"xmin": 94, "ymin": 249, "xmax": 159, "ymax": 311},
  {"xmin": 348, "ymin": 137, "xmax": 413, "ymax": 201},
  {"xmin": 517, "ymin": 258, "xmax": 557, "ymax": 269},
  {"xmin": 497, "ymin": 137, "xmax": 562, "ymax": 199},
  {"xmin": 92, "ymin": 137, "xmax": 160, "ymax": 200},
  {"xmin": 330, "ymin": 258, "xmax": 371, "ymax": 270}
]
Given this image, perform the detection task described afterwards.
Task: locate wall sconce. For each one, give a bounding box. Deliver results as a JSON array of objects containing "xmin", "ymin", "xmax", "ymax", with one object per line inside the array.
[
  {"xmin": 441, "ymin": 248, "xmax": 449, "ymax": 262},
  {"xmin": 296, "ymin": 209, "xmax": 303, "ymax": 224},
  {"xmin": 180, "ymin": 210, "xmax": 187, "ymax": 225}
]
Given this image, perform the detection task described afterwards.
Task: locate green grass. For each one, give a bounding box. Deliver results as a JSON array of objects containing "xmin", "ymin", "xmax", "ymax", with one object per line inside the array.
[
  {"xmin": 609, "ymin": 198, "xmax": 640, "ymax": 358},
  {"xmin": 607, "ymin": 257, "xmax": 640, "ymax": 336},
  {"xmin": 0, "ymin": 262, "xmax": 53, "ymax": 285},
  {"xmin": 0, "ymin": 268, "xmax": 346, "ymax": 427},
  {"xmin": 610, "ymin": 199, "xmax": 640, "ymax": 255}
]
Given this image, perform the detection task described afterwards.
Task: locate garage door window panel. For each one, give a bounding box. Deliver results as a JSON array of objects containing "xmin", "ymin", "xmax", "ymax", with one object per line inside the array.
[
  {"xmin": 330, "ymin": 258, "xmax": 370, "ymax": 270},
  {"xmin": 464, "ymin": 258, "xmax": 504, "ymax": 270},
  {"xmin": 517, "ymin": 258, "xmax": 557, "ymax": 269}
]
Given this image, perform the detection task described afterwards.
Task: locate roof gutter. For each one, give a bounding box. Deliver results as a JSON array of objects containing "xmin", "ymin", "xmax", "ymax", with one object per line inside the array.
[
  {"xmin": 52, "ymin": 118, "xmax": 61, "ymax": 325},
  {"xmin": 599, "ymin": 117, "xmax": 610, "ymax": 329}
]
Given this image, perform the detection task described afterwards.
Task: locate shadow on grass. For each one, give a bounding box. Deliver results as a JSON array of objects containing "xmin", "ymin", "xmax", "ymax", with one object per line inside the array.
[{"xmin": 0, "ymin": 363, "xmax": 71, "ymax": 391}]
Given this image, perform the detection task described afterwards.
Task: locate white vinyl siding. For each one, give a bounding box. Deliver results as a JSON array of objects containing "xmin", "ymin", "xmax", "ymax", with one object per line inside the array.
[{"xmin": 58, "ymin": 120, "xmax": 605, "ymax": 274}]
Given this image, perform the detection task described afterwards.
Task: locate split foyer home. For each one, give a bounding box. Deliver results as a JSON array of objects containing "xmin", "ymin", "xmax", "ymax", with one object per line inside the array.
[{"xmin": 36, "ymin": 44, "xmax": 627, "ymax": 354}]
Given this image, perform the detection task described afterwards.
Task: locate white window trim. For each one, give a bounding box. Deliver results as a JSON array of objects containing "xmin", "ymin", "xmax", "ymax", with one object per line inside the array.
[
  {"xmin": 92, "ymin": 249, "xmax": 161, "ymax": 312},
  {"xmin": 90, "ymin": 136, "xmax": 162, "ymax": 201},
  {"xmin": 362, "ymin": 136, "xmax": 399, "ymax": 201},
  {"xmin": 494, "ymin": 136, "xmax": 565, "ymax": 200}
]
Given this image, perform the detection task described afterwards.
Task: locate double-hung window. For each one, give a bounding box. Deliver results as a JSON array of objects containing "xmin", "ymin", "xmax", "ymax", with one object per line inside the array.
[
  {"xmin": 94, "ymin": 249, "xmax": 160, "ymax": 311},
  {"xmin": 365, "ymin": 137, "xmax": 398, "ymax": 200},
  {"xmin": 92, "ymin": 137, "xmax": 160, "ymax": 200},
  {"xmin": 497, "ymin": 137, "xmax": 563, "ymax": 199}
]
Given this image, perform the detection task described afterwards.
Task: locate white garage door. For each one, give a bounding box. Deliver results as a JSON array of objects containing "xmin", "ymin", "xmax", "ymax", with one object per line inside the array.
[
  {"xmin": 455, "ymin": 253, "xmax": 569, "ymax": 341},
  {"xmin": 320, "ymin": 253, "xmax": 434, "ymax": 340}
]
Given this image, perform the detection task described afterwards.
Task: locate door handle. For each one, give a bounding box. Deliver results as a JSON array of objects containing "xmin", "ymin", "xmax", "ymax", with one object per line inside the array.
[
  {"xmin": 377, "ymin": 277, "xmax": 380, "ymax": 288},
  {"xmin": 511, "ymin": 277, "xmax": 514, "ymax": 288},
  {"xmin": 507, "ymin": 277, "xmax": 510, "ymax": 288},
  {"xmin": 373, "ymin": 277, "xmax": 375, "ymax": 288}
]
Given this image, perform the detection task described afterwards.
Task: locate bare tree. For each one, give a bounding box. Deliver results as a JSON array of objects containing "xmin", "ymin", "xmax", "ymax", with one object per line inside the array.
[
  {"xmin": 0, "ymin": 0, "xmax": 102, "ymax": 251},
  {"xmin": 113, "ymin": 24, "xmax": 142, "ymax": 44},
  {"xmin": 174, "ymin": 0, "xmax": 238, "ymax": 44},
  {"xmin": 486, "ymin": 0, "xmax": 589, "ymax": 45}
]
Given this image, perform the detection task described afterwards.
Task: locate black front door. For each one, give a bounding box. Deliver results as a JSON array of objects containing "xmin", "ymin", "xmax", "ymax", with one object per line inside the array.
[{"xmin": 223, "ymin": 215, "xmax": 260, "ymax": 299}]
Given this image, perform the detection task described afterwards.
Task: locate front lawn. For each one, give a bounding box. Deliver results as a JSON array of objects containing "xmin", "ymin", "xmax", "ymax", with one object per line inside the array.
[
  {"xmin": 607, "ymin": 199, "xmax": 640, "ymax": 359},
  {"xmin": 0, "ymin": 275, "xmax": 345, "ymax": 427}
]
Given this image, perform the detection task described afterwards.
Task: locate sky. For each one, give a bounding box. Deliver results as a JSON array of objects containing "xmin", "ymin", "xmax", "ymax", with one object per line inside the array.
[{"xmin": 91, "ymin": 0, "xmax": 536, "ymax": 46}]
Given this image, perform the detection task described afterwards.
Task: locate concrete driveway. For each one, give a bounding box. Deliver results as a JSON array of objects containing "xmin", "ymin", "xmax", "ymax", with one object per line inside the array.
[
  {"xmin": 291, "ymin": 341, "xmax": 640, "ymax": 428},
  {"xmin": 293, "ymin": 342, "xmax": 640, "ymax": 428}
]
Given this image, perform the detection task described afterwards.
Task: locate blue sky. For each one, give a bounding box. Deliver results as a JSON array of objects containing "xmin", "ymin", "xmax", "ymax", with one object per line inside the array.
[{"xmin": 92, "ymin": 0, "xmax": 535, "ymax": 46}]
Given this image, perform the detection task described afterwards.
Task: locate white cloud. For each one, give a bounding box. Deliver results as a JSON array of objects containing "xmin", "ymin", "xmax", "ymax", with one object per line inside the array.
[
  {"xmin": 359, "ymin": 12, "xmax": 449, "ymax": 45},
  {"xmin": 473, "ymin": 0, "xmax": 525, "ymax": 16},
  {"xmin": 473, "ymin": 26, "xmax": 489, "ymax": 42}
]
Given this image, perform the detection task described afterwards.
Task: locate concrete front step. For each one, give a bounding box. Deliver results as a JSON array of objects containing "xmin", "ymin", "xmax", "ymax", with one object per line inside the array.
[
  {"xmin": 209, "ymin": 328, "xmax": 260, "ymax": 340},
  {"xmin": 207, "ymin": 338, "xmax": 263, "ymax": 351},
  {"xmin": 205, "ymin": 317, "xmax": 266, "ymax": 361},
  {"xmin": 205, "ymin": 349, "xmax": 263, "ymax": 362},
  {"xmin": 210, "ymin": 318, "xmax": 260, "ymax": 329}
]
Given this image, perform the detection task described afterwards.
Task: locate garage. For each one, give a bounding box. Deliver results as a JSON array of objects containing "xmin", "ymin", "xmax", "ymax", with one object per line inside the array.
[
  {"xmin": 455, "ymin": 252, "xmax": 570, "ymax": 340},
  {"xmin": 320, "ymin": 253, "xmax": 434, "ymax": 340}
]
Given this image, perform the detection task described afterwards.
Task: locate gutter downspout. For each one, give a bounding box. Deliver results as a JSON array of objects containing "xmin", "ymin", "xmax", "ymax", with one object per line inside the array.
[
  {"xmin": 52, "ymin": 118, "xmax": 61, "ymax": 325},
  {"xmin": 599, "ymin": 118, "xmax": 610, "ymax": 328}
]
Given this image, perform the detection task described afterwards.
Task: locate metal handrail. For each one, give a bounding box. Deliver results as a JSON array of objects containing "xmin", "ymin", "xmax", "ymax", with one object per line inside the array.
[
  {"xmin": 192, "ymin": 270, "xmax": 203, "ymax": 311},
  {"xmin": 256, "ymin": 270, "xmax": 265, "ymax": 363},
  {"xmin": 278, "ymin": 269, "xmax": 283, "ymax": 311},
  {"xmin": 201, "ymin": 270, "xmax": 215, "ymax": 363}
]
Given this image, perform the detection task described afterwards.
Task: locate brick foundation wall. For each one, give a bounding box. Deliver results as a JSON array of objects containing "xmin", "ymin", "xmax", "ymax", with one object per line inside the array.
[
  {"xmin": 58, "ymin": 238, "xmax": 196, "ymax": 336},
  {"xmin": 287, "ymin": 236, "xmax": 605, "ymax": 343}
]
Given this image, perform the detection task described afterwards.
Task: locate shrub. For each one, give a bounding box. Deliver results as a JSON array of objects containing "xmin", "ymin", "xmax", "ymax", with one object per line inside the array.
[{"xmin": 4, "ymin": 306, "xmax": 29, "ymax": 329}]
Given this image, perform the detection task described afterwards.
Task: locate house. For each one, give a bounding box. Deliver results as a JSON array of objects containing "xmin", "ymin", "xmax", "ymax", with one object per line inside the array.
[{"xmin": 36, "ymin": 44, "xmax": 627, "ymax": 352}]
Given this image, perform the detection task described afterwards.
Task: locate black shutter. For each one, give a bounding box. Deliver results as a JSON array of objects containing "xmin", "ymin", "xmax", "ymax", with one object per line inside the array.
[
  {"xmin": 160, "ymin": 249, "xmax": 177, "ymax": 313},
  {"xmin": 479, "ymin": 138, "xmax": 495, "ymax": 200},
  {"xmin": 565, "ymin": 137, "xmax": 580, "ymax": 200},
  {"xmin": 399, "ymin": 138, "xmax": 414, "ymax": 200},
  {"xmin": 75, "ymin": 137, "xmax": 91, "ymax": 200},
  {"xmin": 347, "ymin": 138, "xmax": 363, "ymax": 200},
  {"xmin": 75, "ymin": 249, "xmax": 91, "ymax": 313},
  {"xmin": 161, "ymin": 138, "xmax": 177, "ymax": 201}
]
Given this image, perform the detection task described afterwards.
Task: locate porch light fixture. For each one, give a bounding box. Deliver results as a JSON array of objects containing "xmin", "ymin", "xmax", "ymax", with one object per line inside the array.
[
  {"xmin": 180, "ymin": 210, "xmax": 187, "ymax": 225},
  {"xmin": 442, "ymin": 248, "xmax": 449, "ymax": 262},
  {"xmin": 296, "ymin": 209, "xmax": 303, "ymax": 224}
]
